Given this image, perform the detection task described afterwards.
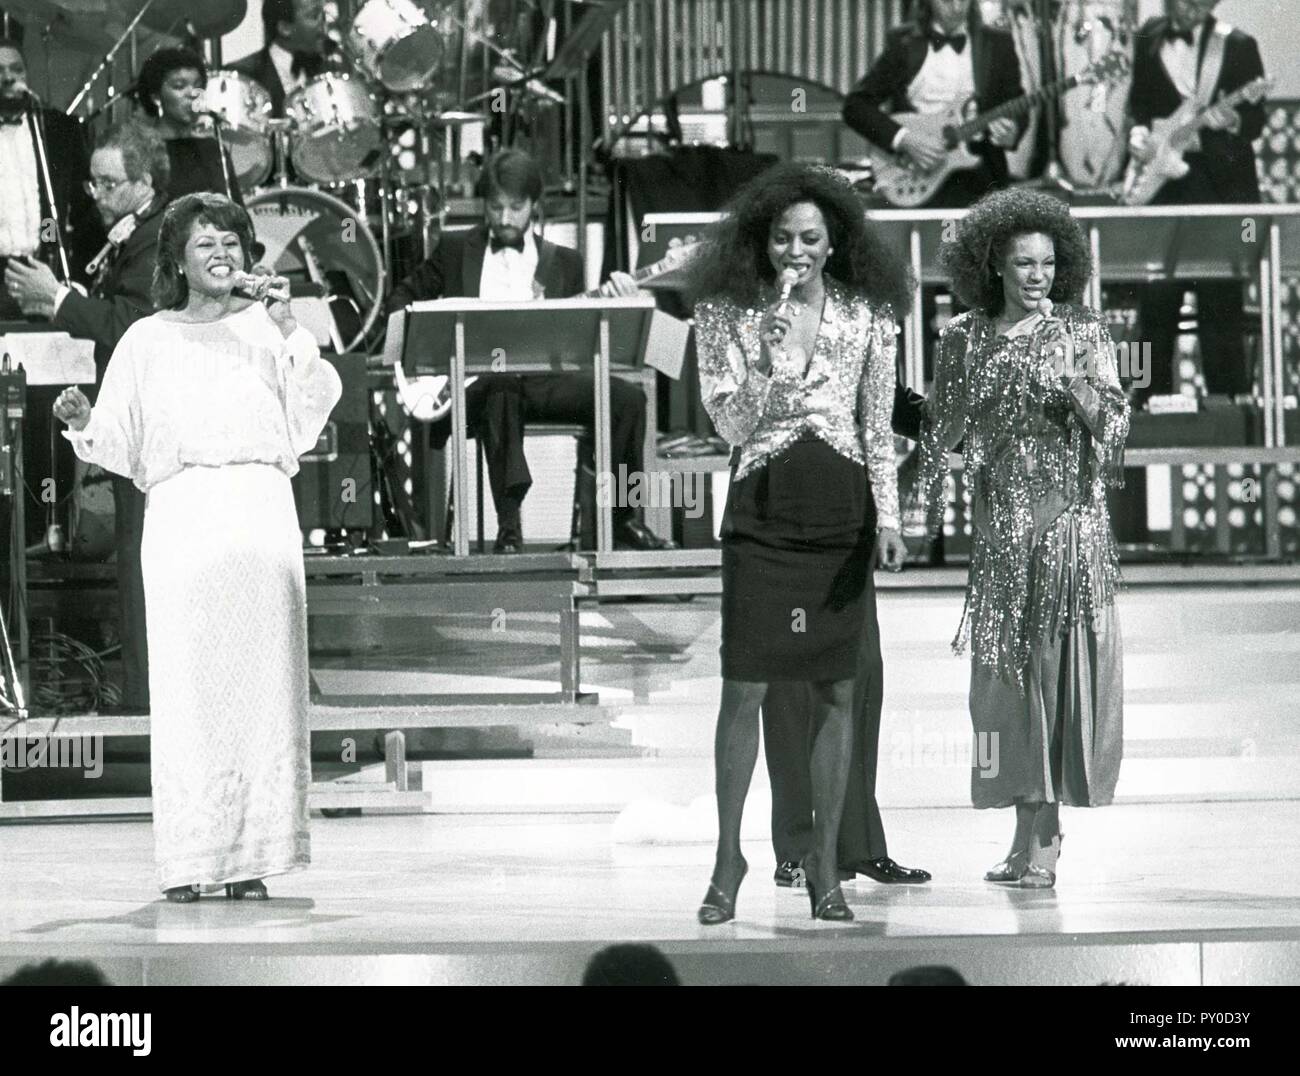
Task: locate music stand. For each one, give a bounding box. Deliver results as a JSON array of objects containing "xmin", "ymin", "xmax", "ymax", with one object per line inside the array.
[{"xmin": 389, "ymin": 295, "xmax": 659, "ymax": 555}]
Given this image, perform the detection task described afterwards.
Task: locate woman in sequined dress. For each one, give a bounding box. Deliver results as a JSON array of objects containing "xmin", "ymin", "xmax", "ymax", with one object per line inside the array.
[
  {"xmin": 687, "ymin": 164, "xmax": 913, "ymax": 923},
  {"xmin": 921, "ymin": 190, "xmax": 1129, "ymax": 889}
]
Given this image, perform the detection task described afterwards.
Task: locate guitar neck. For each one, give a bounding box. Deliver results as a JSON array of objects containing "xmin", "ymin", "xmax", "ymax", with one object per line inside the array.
[
  {"xmin": 951, "ymin": 72, "xmax": 1082, "ymax": 143},
  {"xmin": 581, "ymin": 253, "xmax": 677, "ymax": 298}
]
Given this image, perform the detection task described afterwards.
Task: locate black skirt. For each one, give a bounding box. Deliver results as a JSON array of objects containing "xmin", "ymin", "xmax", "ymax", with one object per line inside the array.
[{"xmin": 721, "ymin": 434, "xmax": 873, "ymax": 682}]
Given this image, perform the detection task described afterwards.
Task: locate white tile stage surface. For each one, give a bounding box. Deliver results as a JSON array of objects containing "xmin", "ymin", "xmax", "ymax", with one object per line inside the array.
[{"xmin": 1, "ymin": 579, "xmax": 1298, "ymax": 984}]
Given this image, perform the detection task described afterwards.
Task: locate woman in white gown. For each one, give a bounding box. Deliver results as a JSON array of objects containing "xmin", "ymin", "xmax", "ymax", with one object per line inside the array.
[{"xmin": 54, "ymin": 192, "xmax": 341, "ymax": 902}]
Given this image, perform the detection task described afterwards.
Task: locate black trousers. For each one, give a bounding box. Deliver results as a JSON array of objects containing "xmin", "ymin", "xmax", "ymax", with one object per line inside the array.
[
  {"xmin": 1132, "ymin": 280, "xmax": 1252, "ymax": 404},
  {"xmin": 467, "ymin": 373, "xmax": 647, "ymax": 527},
  {"xmin": 761, "ymin": 566, "xmax": 887, "ymax": 865},
  {"xmin": 111, "ymin": 474, "xmax": 149, "ymax": 711}
]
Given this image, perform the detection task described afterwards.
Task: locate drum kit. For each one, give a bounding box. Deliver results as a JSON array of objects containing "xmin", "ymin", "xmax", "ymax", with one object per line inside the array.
[{"xmin": 9, "ymin": 0, "xmax": 575, "ymax": 352}]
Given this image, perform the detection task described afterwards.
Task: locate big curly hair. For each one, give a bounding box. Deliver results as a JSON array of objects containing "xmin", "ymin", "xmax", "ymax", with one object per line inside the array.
[
  {"xmin": 684, "ymin": 162, "xmax": 914, "ymax": 315},
  {"xmin": 941, "ymin": 189, "xmax": 1093, "ymax": 316}
]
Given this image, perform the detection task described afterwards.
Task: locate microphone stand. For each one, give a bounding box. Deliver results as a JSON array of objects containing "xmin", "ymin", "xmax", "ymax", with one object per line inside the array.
[
  {"xmin": 24, "ymin": 94, "xmax": 72, "ymax": 283},
  {"xmin": 66, "ymin": 0, "xmax": 162, "ymax": 116}
]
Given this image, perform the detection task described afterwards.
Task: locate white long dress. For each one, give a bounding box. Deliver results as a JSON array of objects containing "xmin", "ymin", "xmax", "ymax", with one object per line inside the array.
[{"xmin": 65, "ymin": 302, "xmax": 342, "ymax": 892}]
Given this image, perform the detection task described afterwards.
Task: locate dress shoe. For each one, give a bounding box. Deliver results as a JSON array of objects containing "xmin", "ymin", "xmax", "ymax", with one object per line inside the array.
[
  {"xmin": 845, "ymin": 856, "xmax": 932, "ymax": 884},
  {"xmin": 613, "ymin": 518, "xmax": 677, "ymax": 551},
  {"xmin": 774, "ymin": 861, "xmax": 806, "ymax": 888},
  {"xmin": 492, "ymin": 529, "xmax": 522, "ymax": 554}
]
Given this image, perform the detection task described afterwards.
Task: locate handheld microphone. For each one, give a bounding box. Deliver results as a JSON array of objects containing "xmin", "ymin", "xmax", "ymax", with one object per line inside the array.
[
  {"xmin": 770, "ymin": 267, "xmax": 800, "ymax": 342},
  {"xmin": 232, "ymin": 269, "xmax": 290, "ymax": 304}
]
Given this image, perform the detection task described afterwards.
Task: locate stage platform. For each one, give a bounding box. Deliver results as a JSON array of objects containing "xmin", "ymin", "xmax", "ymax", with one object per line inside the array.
[
  {"xmin": 2, "ymin": 571, "xmax": 1299, "ymax": 984},
  {"xmin": 1, "ymin": 802, "xmax": 1299, "ymax": 985}
]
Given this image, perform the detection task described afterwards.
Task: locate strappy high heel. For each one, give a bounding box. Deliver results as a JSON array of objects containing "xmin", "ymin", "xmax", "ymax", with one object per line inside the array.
[
  {"xmin": 165, "ymin": 885, "xmax": 199, "ymax": 903},
  {"xmin": 225, "ymin": 879, "xmax": 269, "ymax": 900},
  {"xmin": 697, "ymin": 859, "xmax": 747, "ymax": 925},
  {"xmin": 984, "ymin": 850, "xmax": 1029, "ymax": 882},
  {"xmin": 804, "ymin": 854, "xmax": 854, "ymax": 921}
]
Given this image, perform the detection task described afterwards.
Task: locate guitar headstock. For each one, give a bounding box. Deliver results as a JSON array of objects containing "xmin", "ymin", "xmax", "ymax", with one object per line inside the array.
[
  {"xmin": 1079, "ymin": 49, "xmax": 1132, "ymax": 87},
  {"xmin": 1238, "ymin": 77, "xmax": 1274, "ymax": 105}
]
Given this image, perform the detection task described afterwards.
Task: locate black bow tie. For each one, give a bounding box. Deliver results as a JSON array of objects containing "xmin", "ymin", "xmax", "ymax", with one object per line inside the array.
[
  {"xmin": 929, "ymin": 31, "xmax": 967, "ymax": 54},
  {"xmin": 1164, "ymin": 27, "xmax": 1196, "ymax": 46},
  {"xmin": 489, "ymin": 234, "xmax": 525, "ymax": 254},
  {"xmin": 291, "ymin": 50, "xmax": 324, "ymax": 78}
]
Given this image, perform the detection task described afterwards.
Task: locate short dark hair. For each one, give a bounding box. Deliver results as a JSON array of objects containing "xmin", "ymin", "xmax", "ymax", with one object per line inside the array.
[
  {"xmin": 940, "ymin": 188, "xmax": 1093, "ymax": 316},
  {"xmin": 684, "ymin": 161, "xmax": 915, "ymax": 314},
  {"xmin": 262, "ymin": 0, "xmax": 298, "ymax": 46},
  {"xmin": 136, "ymin": 47, "xmax": 207, "ymax": 118},
  {"xmin": 479, "ymin": 148, "xmax": 544, "ymax": 204},
  {"xmin": 1, "ymin": 959, "xmax": 110, "ymax": 986},
  {"xmin": 582, "ymin": 944, "xmax": 680, "ymax": 986},
  {"xmin": 94, "ymin": 119, "xmax": 171, "ymax": 194},
  {"xmin": 153, "ymin": 193, "xmax": 255, "ymax": 309}
]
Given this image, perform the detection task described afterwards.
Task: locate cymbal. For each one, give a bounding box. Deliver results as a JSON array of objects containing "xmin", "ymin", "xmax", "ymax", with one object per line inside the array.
[
  {"xmin": 140, "ymin": 0, "xmax": 248, "ymax": 39},
  {"xmin": 0, "ymin": 0, "xmax": 119, "ymax": 52}
]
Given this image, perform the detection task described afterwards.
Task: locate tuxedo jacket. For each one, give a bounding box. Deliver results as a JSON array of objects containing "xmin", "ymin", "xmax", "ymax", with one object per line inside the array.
[
  {"xmin": 842, "ymin": 22, "xmax": 1027, "ymax": 183},
  {"xmin": 1127, "ymin": 15, "xmax": 1266, "ymax": 204},
  {"xmin": 385, "ymin": 225, "xmax": 585, "ymax": 311},
  {"xmin": 385, "ymin": 225, "xmax": 586, "ymax": 448},
  {"xmin": 52, "ymin": 194, "xmax": 167, "ymax": 378},
  {"xmin": 28, "ymin": 108, "xmax": 104, "ymax": 282}
]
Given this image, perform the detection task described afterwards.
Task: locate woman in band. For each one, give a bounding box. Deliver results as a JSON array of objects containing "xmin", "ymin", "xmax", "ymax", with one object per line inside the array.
[
  {"xmin": 53, "ymin": 193, "xmax": 340, "ymax": 902},
  {"xmin": 136, "ymin": 47, "xmax": 243, "ymax": 205},
  {"xmin": 920, "ymin": 190, "xmax": 1128, "ymax": 888},
  {"xmin": 688, "ymin": 164, "xmax": 912, "ymax": 923}
]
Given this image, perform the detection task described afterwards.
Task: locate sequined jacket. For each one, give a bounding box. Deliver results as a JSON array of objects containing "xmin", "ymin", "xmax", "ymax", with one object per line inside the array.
[
  {"xmin": 919, "ymin": 304, "xmax": 1130, "ymax": 683},
  {"xmin": 695, "ymin": 278, "xmax": 901, "ymax": 531}
]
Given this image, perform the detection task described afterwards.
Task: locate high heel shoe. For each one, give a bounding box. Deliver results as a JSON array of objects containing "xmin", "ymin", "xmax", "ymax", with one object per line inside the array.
[
  {"xmin": 984, "ymin": 850, "xmax": 1028, "ymax": 882},
  {"xmin": 1019, "ymin": 864, "xmax": 1056, "ymax": 889},
  {"xmin": 225, "ymin": 879, "xmax": 269, "ymax": 900},
  {"xmin": 697, "ymin": 860, "xmax": 747, "ymax": 925},
  {"xmin": 165, "ymin": 885, "xmax": 199, "ymax": 903},
  {"xmin": 804, "ymin": 855, "xmax": 854, "ymax": 922}
]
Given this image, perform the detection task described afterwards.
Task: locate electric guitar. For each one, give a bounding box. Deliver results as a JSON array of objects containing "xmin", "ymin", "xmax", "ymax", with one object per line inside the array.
[
  {"xmin": 865, "ymin": 49, "xmax": 1132, "ymax": 208},
  {"xmin": 397, "ymin": 238, "xmax": 701, "ymax": 423},
  {"xmin": 1117, "ymin": 76, "xmax": 1272, "ymax": 207}
]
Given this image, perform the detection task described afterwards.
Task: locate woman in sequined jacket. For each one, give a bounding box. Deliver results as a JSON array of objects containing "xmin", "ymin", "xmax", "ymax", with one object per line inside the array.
[
  {"xmin": 921, "ymin": 189, "xmax": 1129, "ymax": 889},
  {"xmin": 686, "ymin": 163, "xmax": 913, "ymax": 923}
]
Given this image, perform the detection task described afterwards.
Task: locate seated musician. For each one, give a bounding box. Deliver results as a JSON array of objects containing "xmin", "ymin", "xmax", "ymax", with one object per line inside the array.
[
  {"xmin": 1126, "ymin": 0, "xmax": 1267, "ymax": 405},
  {"xmin": 135, "ymin": 47, "xmax": 244, "ymax": 205},
  {"xmin": 386, "ymin": 148, "xmax": 676, "ymax": 553},
  {"xmin": 842, "ymin": 0, "xmax": 1026, "ymax": 209},
  {"xmin": 229, "ymin": 0, "xmax": 333, "ymax": 118}
]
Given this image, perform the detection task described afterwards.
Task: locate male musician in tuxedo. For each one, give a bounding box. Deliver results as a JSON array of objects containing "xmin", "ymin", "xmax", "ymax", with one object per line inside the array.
[
  {"xmin": 762, "ymin": 384, "xmax": 932, "ymax": 889},
  {"xmin": 386, "ymin": 149, "xmax": 675, "ymax": 553},
  {"xmin": 842, "ymin": 0, "xmax": 1026, "ymax": 209},
  {"xmin": 1127, "ymin": 0, "xmax": 1267, "ymax": 404},
  {"xmin": 229, "ymin": 0, "xmax": 331, "ymax": 118},
  {"xmin": 0, "ymin": 35, "xmax": 101, "ymax": 318},
  {"xmin": 5, "ymin": 121, "xmax": 171, "ymax": 715}
]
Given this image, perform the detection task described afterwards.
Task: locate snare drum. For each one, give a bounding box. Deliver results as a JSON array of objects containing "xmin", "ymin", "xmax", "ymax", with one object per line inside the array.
[
  {"xmin": 348, "ymin": 0, "xmax": 448, "ymax": 92},
  {"xmin": 200, "ymin": 70, "xmax": 274, "ymax": 188},
  {"xmin": 286, "ymin": 73, "xmax": 383, "ymax": 184}
]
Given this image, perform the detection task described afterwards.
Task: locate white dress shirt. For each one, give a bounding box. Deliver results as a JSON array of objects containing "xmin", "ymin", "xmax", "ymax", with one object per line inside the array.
[
  {"xmin": 0, "ymin": 117, "xmax": 42, "ymax": 258},
  {"xmin": 1160, "ymin": 22, "xmax": 1205, "ymax": 100},
  {"xmin": 478, "ymin": 230, "xmax": 540, "ymax": 301},
  {"xmin": 893, "ymin": 28, "xmax": 977, "ymax": 149}
]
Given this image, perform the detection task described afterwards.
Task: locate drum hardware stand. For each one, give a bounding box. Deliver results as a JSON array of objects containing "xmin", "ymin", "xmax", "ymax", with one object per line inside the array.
[{"xmin": 0, "ymin": 358, "xmax": 29, "ymax": 720}]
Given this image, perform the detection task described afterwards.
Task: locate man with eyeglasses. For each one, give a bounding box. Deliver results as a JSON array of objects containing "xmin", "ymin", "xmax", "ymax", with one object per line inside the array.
[{"xmin": 4, "ymin": 119, "xmax": 172, "ymax": 716}]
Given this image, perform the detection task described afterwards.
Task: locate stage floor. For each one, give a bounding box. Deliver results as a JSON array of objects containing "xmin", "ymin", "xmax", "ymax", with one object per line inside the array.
[{"xmin": 2, "ymin": 800, "xmax": 1299, "ymax": 985}]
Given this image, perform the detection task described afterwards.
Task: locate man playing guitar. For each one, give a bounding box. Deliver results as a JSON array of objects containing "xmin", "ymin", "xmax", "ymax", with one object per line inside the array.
[
  {"xmin": 842, "ymin": 0, "xmax": 1026, "ymax": 209},
  {"xmin": 1126, "ymin": 0, "xmax": 1268, "ymax": 405},
  {"xmin": 386, "ymin": 149, "xmax": 676, "ymax": 554}
]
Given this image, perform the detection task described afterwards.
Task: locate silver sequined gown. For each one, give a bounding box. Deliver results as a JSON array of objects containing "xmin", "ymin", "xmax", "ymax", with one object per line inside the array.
[
  {"xmin": 696, "ymin": 278, "xmax": 899, "ymax": 681},
  {"xmin": 920, "ymin": 304, "xmax": 1128, "ymax": 808}
]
